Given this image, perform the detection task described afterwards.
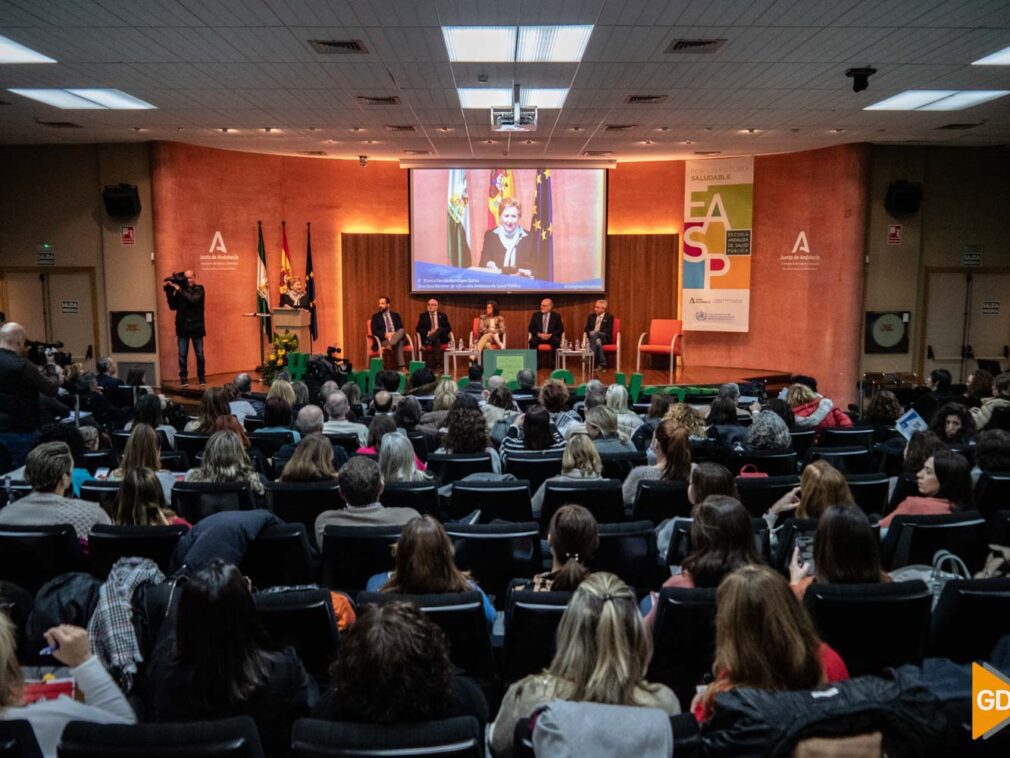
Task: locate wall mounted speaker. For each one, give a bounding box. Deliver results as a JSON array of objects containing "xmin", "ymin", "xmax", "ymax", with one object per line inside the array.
[
  {"xmin": 884, "ymin": 181, "xmax": 922, "ymax": 215},
  {"xmin": 102, "ymin": 184, "xmax": 141, "ymax": 217}
]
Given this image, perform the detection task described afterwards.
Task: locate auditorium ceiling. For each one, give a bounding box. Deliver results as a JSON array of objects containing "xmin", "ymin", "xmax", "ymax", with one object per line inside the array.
[{"xmin": 0, "ymin": 0, "xmax": 1007, "ymax": 162}]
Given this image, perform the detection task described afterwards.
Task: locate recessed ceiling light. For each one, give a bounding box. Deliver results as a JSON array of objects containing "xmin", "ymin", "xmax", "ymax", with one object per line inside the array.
[
  {"xmin": 484, "ymin": 139, "xmax": 496, "ymax": 144},
  {"xmin": 351, "ymin": 127, "xmax": 365, "ymax": 132},
  {"xmin": 520, "ymin": 88, "xmax": 569, "ymax": 109},
  {"xmin": 458, "ymin": 88, "xmax": 511, "ymax": 108},
  {"xmin": 8, "ymin": 88, "xmax": 155, "ymax": 109},
  {"xmin": 973, "ymin": 45, "xmax": 1010, "ymax": 65},
  {"xmin": 741, "ymin": 128, "xmax": 758, "ymax": 134},
  {"xmin": 523, "ymin": 139, "xmax": 535, "ymax": 144},
  {"xmin": 68, "ymin": 89, "xmax": 155, "ymax": 109},
  {"xmin": 220, "ymin": 128, "xmax": 233, "ymax": 133},
  {"xmin": 131, "ymin": 127, "xmax": 146, "ymax": 132},
  {"xmin": 640, "ymin": 140, "xmax": 654, "ymax": 145},
  {"xmin": 0, "ymin": 34, "xmax": 56, "ymax": 64},
  {"xmin": 442, "ymin": 27, "xmax": 516, "ymax": 62},
  {"xmin": 263, "ymin": 127, "xmax": 280, "ymax": 133},
  {"xmin": 683, "ymin": 140, "xmax": 692, "ymax": 145},
  {"xmin": 517, "ymin": 25, "xmax": 593, "ymax": 63},
  {"xmin": 436, "ymin": 127, "xmax": 455, "ymax": 132},
  {"xmin": 365, "ymin": 140, "xmax": 376, "ymax": 144},
  {"xmin": 568, "ymin": 126, "xmax": 583, "ymax": 132},
  {"xmin": 831, "ymin": 128, "xmax": 845, "ymax": 133},
  {"xmin": 307, "ymin": 127, "xmax": 318, "ymax": 132},
  {"xmin": 324, "ymin": 139, "xmax": 340, "ymax": 144},
  {"xmin": 865, "ymin": 89, "xmax": 1009, "ymax": 110},
  {"xmin": 655, "ymin": 127, "xmax": 669, "ymax": 132}
]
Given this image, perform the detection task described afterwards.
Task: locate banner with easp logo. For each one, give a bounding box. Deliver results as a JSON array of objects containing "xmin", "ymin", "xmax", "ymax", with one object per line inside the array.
[{"xmin": 973, "ymin": 662, "xmax": 1010, "ymax": 739}]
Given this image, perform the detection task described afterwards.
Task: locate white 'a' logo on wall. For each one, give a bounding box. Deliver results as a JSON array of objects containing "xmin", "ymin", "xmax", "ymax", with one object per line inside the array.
[
  {"xmin": 209, "ymin": 231, "xmax": 228, "ymax": 253},
  {"xmin": 792, "ymin": 231, "xmax": 810, "ymax": 254}
]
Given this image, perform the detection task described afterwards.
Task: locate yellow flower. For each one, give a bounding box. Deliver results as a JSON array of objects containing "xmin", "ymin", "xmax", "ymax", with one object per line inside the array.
[
  {"xmin": 278, "ymin": 348, "xmax": 286, "ymax": 356},
  {"xmin": 268, "ymin": 353, "xmax": 276, "ymax": 361}
]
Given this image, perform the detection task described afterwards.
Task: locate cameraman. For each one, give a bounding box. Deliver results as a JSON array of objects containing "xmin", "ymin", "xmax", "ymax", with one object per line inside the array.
[
  {"xmin": 0, "ymin": 322, "xmax": 59, "ymax": 467},
  {"xmin": 165, "ymin": 269, "xmax": 206, "ymax": 386}
]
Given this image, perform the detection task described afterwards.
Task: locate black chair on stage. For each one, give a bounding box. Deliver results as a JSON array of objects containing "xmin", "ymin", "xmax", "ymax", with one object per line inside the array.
[
  {"xmin": 594, "ymin": 521, "xmax": 659, "ymax": 594},
  {"xmin": 321, "ymin": 525, "xmax": 401, "ymax": 593},
  {"xmin": 241, "ymin": 524, "xmax": 315, "ymax": 588},
  {"xmin": 739, "ymin": 449, "xmax": 798, "ymax": 476},
  {"xmin": 171, "ymin": 482, "xmax": 254, "ymax": 524},
  {"xmin": 426, "ymin": 453, "xmax": 494, "ymax": 485},
  {"xmin": 503, "ymin": 452, "xmax": 564, "ymax": 494},
  {"xmin": 291, "ymin": 717, "xmax": 482, "ymax": 758},
  {"xmin": 631, "ymin": 479, "xmax": 692, "ymax": 525},
  {"xmin": 264, "ymin": 480, "xmax": 342, "ymax": 536},
  {"xmin": 88, "ymin": 524, "xmax": 188, "ymax": 579},
  {"xmin": 379, "ymin": 481, "xmax": 440, "ymax": 517},
  {"xmin": 541, "ymin": 479, "xmax": 624, "ymax": 530},
  {"xmin": 0, "ymin": 524, "xmax": 86, "ymax": 595},
  {"xmin": 58, "ymin": 717, "xmax": 265, "ymax": 758},
  {"xmin": 647, "ymin": 586, "xmax": 717, "ymax": 712},
  {"xmin": 503, "ymin": 590, "xmax": 572, "ymax": 682},
  {"xmin": 447, "ymin": 480, "xmax": 533, "ymax": 522},
  {"xmin": 446, "ymin": 521, "xmax": 542, "ymax": 608},
  {"xmin": 735, "ymin": 475, "xmax": 800, "ymax": 518}
]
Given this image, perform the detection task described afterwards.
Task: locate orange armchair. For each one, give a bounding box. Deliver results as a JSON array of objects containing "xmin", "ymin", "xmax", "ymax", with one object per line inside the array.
[
  {"xmin": 636, "ymin": 319, "xmax": 683, "ymax": 383},
  {"xmin": 366, "ymin": 319, "xmax": 413, "ymax": 364}
]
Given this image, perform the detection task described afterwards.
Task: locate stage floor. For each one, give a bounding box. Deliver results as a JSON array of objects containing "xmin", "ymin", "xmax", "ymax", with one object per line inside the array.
[{"xmin": 161, "ymin": 365, "xmax": 791, "ymax": 404}]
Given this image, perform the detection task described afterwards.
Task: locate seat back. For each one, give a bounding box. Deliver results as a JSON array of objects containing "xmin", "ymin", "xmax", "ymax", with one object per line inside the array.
[
  {"xmin": 174, "ymin": 433, "xmax": 210, "ymax": 458},
  {"xmin": 291, "ymin": 717, "xmax": 482, "ymax": 758},
  {"xmin": 0, "ymin": 720, "xmax": 42, "ymax": 758},
  {"xmin": 243, "ymin": 416, "xmax": 265, "ymax": 433},
  {"xmin": 323, "ymin": 433, "xmax": 359, "ymax": 457},
  {"xmin": 425, "ymin": 453, "xmax": 494, "ymax": 485},
  {"xmin": 321, "ymin": 525, "xmax": 401, "ymax": 593},
  {"xmin": 819, "ymin": 427, "xmax": 874, "ymax": 449},
  {"xmin": 0, "ymin": 525, "xmax": 86, "ymax": 595},
  {"xmin": 735, "ymin": 475, "xmax": 801, "ymax": 518},
  {"xmin": 541, "ymin": 479, "xmax": 624, "ymax": 529},
  {"xmin": 647, "ymin": 587, "xmax": 717, "ymax": 711},
  {"xmin": 110, "ymin": 430, "xmax": 132, "ymax": 454},
  {"xmin": 171, "ymin": 482, "xmax": 254, "ymax": 524},
  {"xmin": 930, "ymin": 578, "xmax": 1010, "ymax": 663},
  {"xmin": 81, "ymin": 450, "xmax": 118, "ymax": 474},
  {"xmin": 446, "ymin": 522, "xmax": 542, "ymax": 607},
  {"xmin": 631, "ymin": 479, "xmax": 692, "ymax": 525},
  {"xmin": 845, "ymin": 473, "xmax": 890, "ymax": 516},
  {"xmin": 58, "ymin": 716, "xmax": 265, "ymax": 758},
  {"xmin": 973, "ymin": 472, "xmax": 1010, "ymax": 519},
  {"xmin": 987, "ymin": 406, "xmax": 1010, "ymax": 431},
  {"xmin": 448, "ymin": 480, "xmax": 532, "ymax": 522},
  {"xmin": 594, "ymin": 521, "xmax": 659, "ymax": 593},
  {"xmin": 356, "ymin": 591, "xmax": 494, "ymax": 677},
  {"xmin": 379, "ymin": 481, "xmax": 440, "ymax": 517},
  {"xmin": 88, "ymin": 524, "xmax": 187, "ymax": 579},
  {"xmin": 241, "ymin": 524, "xmax": 314, "ymax": 588},
  {"xmin": 884, "ymin": 512, "xmax": 988, "ymax": 574},
  {"xmin": 159, "ymin": 451, "xmax": 191, "ymax": 472},
  {"xmin": 503, "ymin": 590, "xmax": 572, "ymax": 682},
  {"xmin": 79, "ymin": 479, "xmax": 122, "ymax": 515},
  {"xmin": 503, "ymin": 452, "xmax": 564, "ymax": 494},
  {"xmin": 739, "ymin": 449, "xmax": 798, "ymax": 476},
  {"xmin": 809, "ymin": 446, "xmax": 872, "ymax": 474},
  {"xmin": 803, "ymin": 580, "xmax": 931, "ymax": 677},
  {"xmin": 647, "ymin": 319, "xmax": 682, "ymax": 345},
  {"xmin": 248, "ymin": 431, "xmax": 294, "ymax": 462},
  {"xmin": 405, "ymin": 431, "xmax": 431, "ymax": 463},
  {"xmin": 254, "ymin": 588, "xmax": 339, "ymax": 680},
  {"xmin": 264, "ymin": 481, "xmax": 342, "ymax": 536},
  {"xmin": 599, "ymin": 450, "xmax": 647, "ymax": 480},
  {"xmin": 789, "ymin": 429, "xmax": 816, "ymax": 459}
]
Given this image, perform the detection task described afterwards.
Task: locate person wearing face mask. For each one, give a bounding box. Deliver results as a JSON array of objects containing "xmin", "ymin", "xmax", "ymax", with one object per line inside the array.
[
  {"xmin": 479, "ymin": 198, "xmax": 543, "ymax": 279},
  {"xmin": 879, "ymin": 450, "xmax": 974, "ymax": 529}
]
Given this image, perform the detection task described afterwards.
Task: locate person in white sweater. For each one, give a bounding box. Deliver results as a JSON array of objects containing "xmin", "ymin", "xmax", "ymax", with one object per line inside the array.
[{"xmin": 0, "ymin": 619, "xmax": 135, "ymax": 757}]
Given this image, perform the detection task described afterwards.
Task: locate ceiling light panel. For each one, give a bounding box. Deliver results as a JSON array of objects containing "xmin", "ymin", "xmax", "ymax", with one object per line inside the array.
[
  {"xmin": 916, "ymin": 90, "xmax": 1009, "ymax": 110},
  {"xmin": 457, "ymin": 88, "xmax": 511, "ymax": 108},
  {"xmin": 67, "ymin": 89, "xmax": 157, "ymax": 109},
  {"xmin": 864, "ymin": 89, "xmax": 1009, "ymax": 111},
  {"xmin": 973, "ymin": 45, "xmax": 1010, "ymax": 65},
  {"xmin": 443, "ymin": 27, "xmax": 516, "ymax": 62},
  {"xmin": 864, "ymin": 90, "xmax": 957, "ymax": 110},
  {"xmin": 0, "ymin": 34, "xmax": 56, "ymax": 64},
  {"xmin": 517, "ymin": 25, "xmax": 593, "ymax": 63},
  {"xmin": 520, "ymin": 88, "xmax": 569, "ymax": 108},
  {"xmin": 8, "ymin": 88, "xmax": 105, "ymax": 109}
]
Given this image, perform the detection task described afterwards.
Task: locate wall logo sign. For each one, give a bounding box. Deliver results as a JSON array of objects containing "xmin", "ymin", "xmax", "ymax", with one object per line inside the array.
[
  {"xmin": 200, "ymin": 231, "xmax": 239, "ymax": 271},
  {"xmin": 974, "ymin": 662, "xmax": 1010, "ymax": 740},
  {"xmin": 780, "ymin": 230, "xmax": 821, "ymax": 271}
]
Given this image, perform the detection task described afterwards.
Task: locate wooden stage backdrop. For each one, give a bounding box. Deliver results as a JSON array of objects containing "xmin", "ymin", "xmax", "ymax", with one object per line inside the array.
[{"xmin": 341, "ymin": 233, "xmax": 679, "ymax": 372}]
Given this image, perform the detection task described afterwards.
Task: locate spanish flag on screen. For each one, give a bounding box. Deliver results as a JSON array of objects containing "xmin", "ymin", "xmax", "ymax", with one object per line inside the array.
[
  {"xmin": 488, "ymin": 168, "xmax": 513, "ymax": 227},
  {"xmin": 447, "ymin": 169, "xmax": 471, "ymax": 268}
]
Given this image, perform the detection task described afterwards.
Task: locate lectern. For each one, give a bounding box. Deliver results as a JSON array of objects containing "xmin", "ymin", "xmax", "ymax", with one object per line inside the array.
[{"xmin": 273, "ymin": 307, "xmax": 311, "ymax": 351}]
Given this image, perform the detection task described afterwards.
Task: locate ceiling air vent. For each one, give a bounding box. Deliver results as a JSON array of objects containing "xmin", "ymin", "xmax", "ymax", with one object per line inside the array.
[
  {"xmin": 694, "ymin": 150, "xmax": 722, "ymax": 156},
  {"xmin": 357, "ymin": 95, "xmax": 400, "ymax": 105},
  {"xmin": 604, "ymin": 124, "xmax": 637, "ymax": 131},
  {"xmin": 384, "ymin": 124, "xmax": 416, "ymax": 132},
  {"xmin": 625, "ymin": 95, "xmax": 667, "ymax": 104},
  {"xmin": 665, "ymin": 38, "xmax": 727, "ymax": 54},
  {"xmin": 37, "ymin": 120, "xmax": 82, "ymax": 128},
  {"xmin": 403, "ymin": 149, "xmax": 430, "ymax": 155},
  {"xmin": 936, "ymin": 122, "xmax": 982, "ymax": 130},
  {"xmin": 298, "ymin": 151, "xmax": 327, "ymax": 156},
  {"xmin": 583, "ymin": 150, "xmax": 613, "ymax": 156},
  {"xmin": 308, "ymin": 39, "xmax": 368, "ymax": 55}
]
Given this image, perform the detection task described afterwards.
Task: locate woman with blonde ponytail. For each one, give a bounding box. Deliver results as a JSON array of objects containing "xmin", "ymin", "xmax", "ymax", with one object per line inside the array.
[{"xmin": 490, "ymin": 572, "xmax": 679, "ymax": 756}]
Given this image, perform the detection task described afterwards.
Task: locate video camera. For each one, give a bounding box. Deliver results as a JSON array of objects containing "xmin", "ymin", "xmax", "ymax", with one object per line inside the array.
[
  {"xmin": 163, "ymin": 271, "xmax": 188, "ymax": 294},
  {"xmin": 26, "ymin": 339, "xmax": 70, "ymax": 367}
]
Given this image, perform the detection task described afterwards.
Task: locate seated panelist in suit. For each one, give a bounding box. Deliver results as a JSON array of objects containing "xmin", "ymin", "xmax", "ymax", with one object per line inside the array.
[
  {"xmin": 416, "ymin": 298, "xmax": 451, "ymax": 368},
  {"xmin": 279, "ymin": 277, "xmax": 308, "ymax": 308},
  {"xmin": 479, "ymin": 198, "xmax": 544, "ymax": 280},
  {"xmin": 370, "ymin": 296, "xmax": 407, "ymax": 370},
  {"xmin": 529, "ymin": 298, "xmax": 564, "ymax": 351},
  {"xmin": 584, "ymin": 298, "xmax": 614, "ymax": 370}
]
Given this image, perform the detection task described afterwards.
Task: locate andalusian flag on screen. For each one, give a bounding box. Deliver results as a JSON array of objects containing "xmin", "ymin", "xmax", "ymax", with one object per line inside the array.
[
  {"xmin": 305, "ymin": 222, "xmax": 318, "ymax": 341},
  {"xmin": 279, "ymin": 221, "xmax": 293, "ymax": 294},
  {"xmin": 256, "ymin": 221, "xmax": 271, "ymax": 336},
  {"xmin": 447, "ymin": 168, "xmax": 471, "ymax": 268},
  {"xmin": 531, "ymin": 168, "xmax": 554, "ymax": 280},
  {"xmin": 487, "ymin": 168, "xmax": 514, "ymax": 227}
]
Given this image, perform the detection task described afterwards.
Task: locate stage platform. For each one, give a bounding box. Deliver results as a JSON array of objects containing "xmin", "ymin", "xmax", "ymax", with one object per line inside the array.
[{"xmin": 161, "ymin": 366, "xmax": 791, "ymax": 406}]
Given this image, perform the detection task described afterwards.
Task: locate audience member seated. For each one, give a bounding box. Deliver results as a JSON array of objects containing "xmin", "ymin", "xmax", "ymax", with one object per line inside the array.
[
  {"xmin": 112, "ymin": 467, "xmax": 190, "ymax": 528},
  {"xmin": 515, "ymin": 504, "xmax": 598, "ymax": 592},
  {"xmin": 276, "ymin": 405, "xmax": 348, "ymax": 470},
  {"xmin": 622, "ymin": 421, "xmax": 692, "ymax": 507},
  {"xmin": 235, "ymin": 372, "xmax": 266, "ymax": 415},
  {"xmin": 279, "ymin": 434, "xmax": 340, "ymax": 483},
  {"xmin": 185, "ymin": 430, "xmax": 265, "ymax": 498},
  {"xmin": 499, "ymin": 404, "xmax": 565, "ymax": 464},
  {"xmin": 962, "ymin": 369, "xmax": 993, "ymax": 409},
  {"xmin": 61, "ymin": 361, "xmax": 83, "ymax": 396},
  {"xmin": 108, "ymin": 423, "xmax": 177, "ymax": 502},
  {"xmin": 766, "ymin": 459, "xmax": 854, "ymax": 523},
  {"xmin": 631, "ymin": 394, "xmax": 675, "ymax": 451},
  {"xmin": 95, "ymin": 355, "xmax": 124, "ymax": 395},
  {"xmin": 371, "ymin": 390, "xmax": 394, "ymax": 416},
  {"xmin": 788, "ymin": 505, "xmax": 887, "ymax": 599},
  {"xmin": 292, "ymin": 381, "xmax": 310, "ymax": 412},
  {"xmin": 38, "ymin": 363, "xmax": 73, "ymax": 422},
  {"xmin": 313, "ymin": 601, "xmax": 488, "ymax": 731},
  {"xmin": 260, "ymin": 396, "xmax": 299, "ymax": 442},
  {"xmin": 513, "ymin": 368, "xmax": 538, "ymax": 400},
  {"xmin": 0, "ymin": 441, "xmax": 110, "ymax": 539},
  {"xmin": 762, "ymin": 397, "xmax": 796, "ymax": 428},
  {"xmin": 434, "ymin": 395, "xmax": 501, "ymax": 473},
  {"xmin": 787, "ymin": 383, "xmax": 852, "ymax": 438},
  {"xmin": 462, "ymin": 363, "xmax": 484, "ymax": 397},
  {"xmin": 419, "ymin": 378, "xmax": 457, "ymax": 429},
  {"xmin": 482, "ymin": 385, "xmax": 517, "ymax": 434},
  {"xmin": 394, "ymin": 396, "xmax": 439, "ymax": 451},
  {"xmin": 213, "ymin": 413, "xmax": 253, "ymax": 448},
  {"xmin": 929, "ymin": 402, "xmax": 976, "ymax": 445},
  {"xmin": 339, "ymin": 381, "xmax": 363, "ymax": 418},
  {"xmin": 0, "ymin": 617, "xmax": 135, "ymax": 757},
  {"xmin": 314, "ymin": 456, "xmax": 420, "ymax": 549},
  {"xmin": 645, "ymin": 495, "xmax": 761, "ymax": 627},
  {"xmin": 405, "ymin": 367, "xmax": 437, "ymax": 396},
  {"xmin": 124, "ymin": 393, "xmax": 177, "ymax": 450},
  {"xmin": 540, "ymin": 379, "xmax": 580, "ymax": 438},
  {"xmin": 3, "ymin": 423, "xmax": 92, "ymax": 496},
  {"xmin": 146, "ymin": 560, "xmax": 316, "ymax": 755},
  {"xmin": 975, "ymin": 429, "xmax": 1010, "ymax": 476},
  {"xmin": 585, "ymin": 406, "xmax": 635, "ymax": 454},
  {"xmin": 662, "ymin": 402, "xmax": 707, "ymax": 437},
  {"xmin": 76, "ymin": 371, "xmax": 130, "ymax": 429},
  {"xmin": 705, "ymin": 398, "xmax": 748, "ymax": 448},
  {"xmin": 184, "ymin": 387, "xmax": 230, "ymax": 433},
  {"xmin": 606, "ymin": 385, "xmax": 643, "ymax": 438},
  {"xmin": 971, "ymin": 371, "xmax": 1010, "ymax": 431},
  {"xmin": 913, "ymin": 368, "xmax": 953, "ymax": 424},
  {"xmin": 323, "ymin": 391, "xmax": 368, "ymax": 447},
  {"xmin": 356, "ymin": 414, "xmax": 397, "ymax": 458},
  {"xmin": 491, "ymin": 572, "xmax": 680, "ymax": 757},
  {"xmin": 858, "ymin": 389, "xmax": 902, "ymax": 433},
  {"xmin": 366, "ymin": 515, "xmax": 496, "ymax": 627},
  {"xmin": 224, "ymin": 381, "xmax": 258, "ymax": 425},
  {"xmin": 379, "ymin": 433, "xmax": 433, "ymax": 484},
  {"xmin": 879, "ymin": 450, "xmax": 973, "ymax": 530},
  {"xmin": 692, "ymin": 565, "xmax": 849, "ymax": 723},
  {"xmin": 655, "ymin": 462, "xmax": 740, "ymax": 561},
  {"xmin": 267, "ymin": 378, "xmax": 298, "ymax": 417},
  {"xmin": 745, "ymin": 409, "xmax": 791, "ymax": 450},
  {"xmin": 532, "ymin": 433, "xmax": 604, "ymax": 518}
]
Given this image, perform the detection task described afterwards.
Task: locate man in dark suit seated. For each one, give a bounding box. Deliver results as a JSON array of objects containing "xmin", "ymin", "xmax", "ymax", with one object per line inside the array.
[
  {"xmin": 415, "ymin": 298, "xmax": 451, "ymax": 370},
  {"xmin": 370, "ymin": 296, "xmax": 407, "ymax": 371},
  {"xmin": 274, "ymin": 405, "xmax": 349, "ymax": 472},
  {"xmin": 528, "ymin": 298, "xmax": 564, "ymax": 351},
  {"xmin": 96, "ymin": 356, "xmax": 127, "ymax": 403},
  {"xmin": 583, "ymin": 298, "xmax": 614, "ymax": 371}
]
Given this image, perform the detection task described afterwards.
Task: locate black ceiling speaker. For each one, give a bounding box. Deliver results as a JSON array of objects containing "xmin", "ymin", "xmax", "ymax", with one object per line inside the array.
[
  {"xmin": 102, "ymin": 183, "xmax": 141, "ymax": 217},
  {"xmin": 884, "ymin": 180, "xmax": 922, "ymax": 215}
]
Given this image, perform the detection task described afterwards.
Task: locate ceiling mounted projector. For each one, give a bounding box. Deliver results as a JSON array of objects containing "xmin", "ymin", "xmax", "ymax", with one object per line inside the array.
[{"xmin": 492, "ymin": 83, "xmax": 538, "ymax": 132}]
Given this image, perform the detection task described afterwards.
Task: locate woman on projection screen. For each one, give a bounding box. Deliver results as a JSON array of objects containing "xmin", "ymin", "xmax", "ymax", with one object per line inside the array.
[{"xmin": 478, "ymin": 198, "xmax": 544, "ymax": 280}]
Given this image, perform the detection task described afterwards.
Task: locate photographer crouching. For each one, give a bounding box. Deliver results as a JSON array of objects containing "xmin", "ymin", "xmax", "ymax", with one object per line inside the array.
[
  {"xmin": 164, "ymin": 269, "xmax": 206, "ymax": 387},
  {"xmin": 0, "ymin": 322, "xmax": 60, "ymax": 467}
]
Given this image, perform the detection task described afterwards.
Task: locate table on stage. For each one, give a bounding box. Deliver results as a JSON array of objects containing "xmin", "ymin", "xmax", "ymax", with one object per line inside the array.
[{"xmin": 556, "ymin": 345, "xmax": 594, "ymax": 382}]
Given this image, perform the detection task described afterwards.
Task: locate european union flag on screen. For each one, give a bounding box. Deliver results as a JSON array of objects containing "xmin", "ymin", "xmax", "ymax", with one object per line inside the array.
[
  {"xmin": 305, "ymin": 222, "xmax": 318, "ymax": 341},
  {"xmin": 530, "ymin": 168, "xmax": 554, "ymax": 280}
]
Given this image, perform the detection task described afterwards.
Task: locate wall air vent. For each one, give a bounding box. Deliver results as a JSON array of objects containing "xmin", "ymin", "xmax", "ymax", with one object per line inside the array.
[
  {"xmin": 357, "ymin": 95, "xmax": 400, "ymax": 105},
  {"xmin": 308, "ymin": 39, "xmax": 368, "ymax": 55},
  {"xmin": 604, "ymin": 124, "xmax": 637, "ymax": 131},
  {"xmin": 665, "ymin": 39, "xmax": 727, "ymax": 54},
  {"xmin": 625, "ymin": 95, "xmax": 667, "ymax": 104}
]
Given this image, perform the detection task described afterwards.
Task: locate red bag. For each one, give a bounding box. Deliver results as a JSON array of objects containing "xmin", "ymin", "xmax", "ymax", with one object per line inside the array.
[{"xmin": 738, "ymin": 464, "xmax": 768, "ymax": 479}]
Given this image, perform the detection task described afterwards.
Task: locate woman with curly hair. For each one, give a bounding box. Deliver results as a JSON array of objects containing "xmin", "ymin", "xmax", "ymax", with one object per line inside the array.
[
  {"xmin": 860, "ymin": 390, "xmax": 902, "ymax": 428},
  {"xmin": 663, "ymin": 403, "xmax": 706, "ymax": 437},
  {"xmin": 929, "ymin": 402, "xmax": 976, "ymax": 445},
  {"xmin": 963, "ymin": 369, "xmax": 994, "ymax": 409},
  {"xmin": 745, "ymin": 410, "xmax": 791, "ymax": 451},
  {"xmin": 434, "ymin": 394, "xmax": 501, "ymax": 472}
]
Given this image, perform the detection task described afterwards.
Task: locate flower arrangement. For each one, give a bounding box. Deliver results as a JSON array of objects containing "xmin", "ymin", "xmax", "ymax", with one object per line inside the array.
[{"xmin": 258, "ymin": 330, "xmax": 299, "ymax": 384}]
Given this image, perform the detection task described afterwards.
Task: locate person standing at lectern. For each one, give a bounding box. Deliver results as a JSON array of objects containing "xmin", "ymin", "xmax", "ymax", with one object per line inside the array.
[
  {"xmin": 165, "ymin": 269, "xmax": 205, "ymax": 387},
  {"xmin": 279, "ymin": 278, "xmax": 308, "ymax": 308},
  {"xmin": 371, "ymin": 296, "xmax": 407, "ymax": 371},
  {"xmin": 584, "ymin": 298, "xmax": 614, "ymax": 371},
  {"xmin": 528, "ymin": 298, "xmax": 563, "ymax": 351},
  {"xmin": 416, "ymin": 298, "xmax": 451, "ymax": 371}
]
